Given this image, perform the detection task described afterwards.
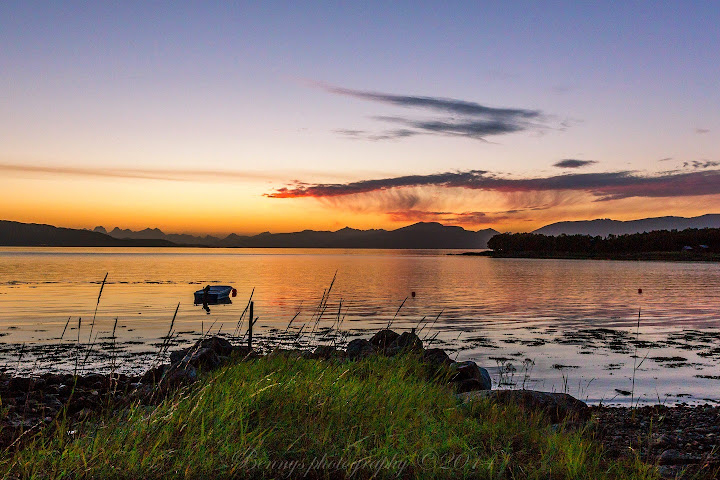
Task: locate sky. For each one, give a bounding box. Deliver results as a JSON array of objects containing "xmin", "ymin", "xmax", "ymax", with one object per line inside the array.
[{"xmin": 1, "ymin": 1, "xmax": 719, "ymax": 235}]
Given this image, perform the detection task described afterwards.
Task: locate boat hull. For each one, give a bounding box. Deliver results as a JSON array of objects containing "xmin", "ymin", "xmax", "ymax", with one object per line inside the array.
[{"xmin": 194, "ymin": 285, "xmax": 233, "ymax": 305}]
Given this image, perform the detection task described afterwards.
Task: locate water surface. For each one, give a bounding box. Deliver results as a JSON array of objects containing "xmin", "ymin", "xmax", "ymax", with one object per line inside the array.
[{"xmin": 1, "ymin": 247, "xmax": 718, "ymax": 405}]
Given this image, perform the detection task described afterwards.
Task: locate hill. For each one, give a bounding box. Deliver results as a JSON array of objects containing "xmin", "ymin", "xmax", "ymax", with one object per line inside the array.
[
  {"xmin": 100, "ymin": 222, "xmax": 499, "ymax": 249},
  {"xmin": 533, "ymin": 214, "xmax": 720, "ymax": 237},
  {"xmin": 0, "ymin": 220, "xmax": 178, "ymax": 247},
  {"xmin": 6, "ymin": 220, "xmax": 498, "ymax": 249}
]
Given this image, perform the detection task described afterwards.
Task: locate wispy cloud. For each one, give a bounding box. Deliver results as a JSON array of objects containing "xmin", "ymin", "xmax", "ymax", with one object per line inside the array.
[
  {"xmin": 0, "ymin": 162, "xmax": 312, "ymax": 183},
  {"xmin": 266, "ymin": 169, "xmax": 720, "ymax": 202},
  {"xmin": 319, "ymin": 84, "xmax": 540, "ymax": 119},
  {"xmin": 553, "ymin": 159, "xmax": 597, "ymax": 169},
  {"xmin": 696, "ymin": 128, "xmax": 710, "ymax": 134},
  {"xmin": 315, "ymin": 83, "xmax": 547, "ymax": 141}
]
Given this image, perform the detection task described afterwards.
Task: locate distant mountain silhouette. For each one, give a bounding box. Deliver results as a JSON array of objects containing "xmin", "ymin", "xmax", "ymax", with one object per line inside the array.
[
  {"xmin": 1, "ymin": 221, "xmax": 177, "ymax": 247},
  {"xmin": 533, "ymin": 214, "xmax": 720, "ymax": 237},
  {"xmin": 98, "ymin": 222, "xmax": 499, "ymax": 248}
]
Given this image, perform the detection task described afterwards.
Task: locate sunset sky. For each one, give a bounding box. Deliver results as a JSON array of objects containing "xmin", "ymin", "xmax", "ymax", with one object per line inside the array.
[{"xmin": 2, "ymin": 2, "xmax": 719, "ymax": 235}]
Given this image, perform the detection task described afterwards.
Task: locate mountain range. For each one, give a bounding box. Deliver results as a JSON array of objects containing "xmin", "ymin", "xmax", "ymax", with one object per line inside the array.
[
  {"xmin": 1, "ymin": 220, "xmax": 497, "ymax": 249},
  {"xmin": 533, "ymin": 214, "xmax": 720, "ymax": 237},
  {"xmin": 4, "ymin": 214, "xmax": 720, "ymax": 248},
  {"xmin": 96, "ymin": 223, "xmax": 498, "ymax": 248},
  {"xmin": 0, "ymin": 220, "xmax": 176, "ymax": 247}
]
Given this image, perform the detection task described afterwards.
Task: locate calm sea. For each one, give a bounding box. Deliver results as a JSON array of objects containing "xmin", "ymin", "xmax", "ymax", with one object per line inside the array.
[{"xmin": 1, "ymin": 247, "xmax": 719, "ymax": 405}]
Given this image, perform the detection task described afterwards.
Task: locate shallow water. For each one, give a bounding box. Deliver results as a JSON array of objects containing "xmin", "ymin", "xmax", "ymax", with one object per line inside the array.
[{"xmin": 1, "ymin": 247, "xmax": 718, "ymax": 405}]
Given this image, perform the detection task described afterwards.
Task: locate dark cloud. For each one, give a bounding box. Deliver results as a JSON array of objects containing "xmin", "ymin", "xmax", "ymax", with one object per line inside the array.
[
  {"xmin": 267, "ymin": 170, "xmax": 488, "ymax": 198},
  {"xmin": 315, "ymin": 83, "xmax": 546, "ymax": 141},
  {"xmin": 683, "ymin": 160, "xmax": 720, "ymax": 169},
  {"xmin": 374, "ymin": 116, "xmax": 523, "ymax": 139},
  {"xmin": 553, "ymin": 159, "xmax": 598, "ymax": 169},
  {"xmin": 266, "ymin": 169, "xmax": 720, "ymax": 201},
  {"xmin": 321, "ymin": 84, "xmax": 540, "ymax": 119},
  {"xmin": 696, "ymin": 128, "xmax": 710, "ymax": 134}
]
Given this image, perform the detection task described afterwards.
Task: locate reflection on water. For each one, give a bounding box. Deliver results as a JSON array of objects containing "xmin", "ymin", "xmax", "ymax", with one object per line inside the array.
[{"xmin": 0, "ymin": 247, "xmax": 719, "ymax": 405}]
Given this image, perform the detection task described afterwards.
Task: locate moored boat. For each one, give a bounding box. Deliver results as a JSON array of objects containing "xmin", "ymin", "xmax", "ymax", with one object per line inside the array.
[{"xmin": 193, "ymin": 285, "xmax": 236, "ymax": 305}]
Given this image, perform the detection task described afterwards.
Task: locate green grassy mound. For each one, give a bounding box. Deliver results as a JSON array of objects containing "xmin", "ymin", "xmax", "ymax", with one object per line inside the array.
[{"xmin": 1, "ymin": 355, "xmax": 657, "ymax": 479}]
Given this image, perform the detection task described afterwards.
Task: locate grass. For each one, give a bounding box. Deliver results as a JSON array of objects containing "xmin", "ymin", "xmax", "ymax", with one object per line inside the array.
[{"xmin": 0, "ymin": 355, "xmax": 658, "ymax": 479}]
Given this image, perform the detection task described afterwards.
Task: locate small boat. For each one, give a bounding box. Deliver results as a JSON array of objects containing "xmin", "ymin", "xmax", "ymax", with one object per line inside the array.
[{"xmin": 194, "ymin": 285, "xmax": 236, "ymax": 305}]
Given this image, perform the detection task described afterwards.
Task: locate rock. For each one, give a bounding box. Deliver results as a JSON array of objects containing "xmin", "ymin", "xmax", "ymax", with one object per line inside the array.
[
  {"xmin": 76, "ymin": 373, "xmax": 107, "ymax": 389},
  {"xmin": 387, "ymin": 331, "xmax": 423, "ymax": 356},
  {"xmin": 346, "ymin": 339, "xmax": 376, "ymax": 360},
  {"xmin": 140, "ymin": 365, "xmax": 167, "ymax": 385},
  {"xmin": 369, "ymin": 329, "xmax": 400, "ymax": 353},
  {"xmin": 312, "ymin": 345, "xmax": 339, "ymax": 360},
  {"xmin": 655, "ymin": 465, "xmax": 678, "ymax": 479},
  {"xmin": 160, "ymin": 364, "xmax": 198, "ymax": 389},
  {"xmin": 170, "ymin": 336, "xmax": 234, "ymax": 365},
  {"xmin": 651, "ymin": 434, "xmax": 674, "ymax": 448},
  {"xmin": 455, "ymin": 378, "xmax": 491, "ymax": 393},
  {"xmin": 233, "ymin": 345, "xmax": 257, "ymax": 359},
  {"xmin": 451, "ymin": 361, "xmax": 492, "ymax": 391},
  {"xmin": 197, "ymin": 336, "xmax": 234, "ymax": 356},
  {"xmin": 181, "ymin": 347, "xmax": 221, "ymax": 371},
  {"xmin": 8, "ymin": 377, "xmax": 32, "ymax": 391},
  {"xmin": 658, "ymin": 449, "xmax": 682, "ymax": 465},
  {"xmin": 422, "ymin": 348, "xmax": 455, "ymax": 368},
  {"xmin": 458, "ymin": 390, "xmax": 590, "ymax": 423}
]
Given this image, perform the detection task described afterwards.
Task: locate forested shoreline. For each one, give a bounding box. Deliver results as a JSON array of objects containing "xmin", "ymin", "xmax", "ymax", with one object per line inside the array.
[{"xmin": 476, "ymin": 228, "xmax": 720, "ymax": 260}]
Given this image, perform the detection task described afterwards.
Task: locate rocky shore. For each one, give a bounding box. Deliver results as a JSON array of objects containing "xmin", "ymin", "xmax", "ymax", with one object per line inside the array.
[
  {"xmin": 1, "ymin": 329, "xmax": 717, "ymax": 478},
  {"xmin": 593, "ymin": 404, "xmax": 719, "ymax": 478}
]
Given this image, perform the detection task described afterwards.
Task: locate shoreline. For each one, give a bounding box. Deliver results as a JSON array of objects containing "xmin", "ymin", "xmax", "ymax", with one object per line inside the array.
[
  {"xmin": 2, "ymin": 331, "xmax": 718, "ymax": 478},
  {"xmin": 456, "ymin": 250, "xmax": 720, "ymax": 262}
]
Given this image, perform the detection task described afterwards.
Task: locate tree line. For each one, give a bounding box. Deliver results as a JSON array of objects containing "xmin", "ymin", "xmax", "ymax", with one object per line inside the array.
[{"xmin": 487, "ymin": 228, "xmax": 720, "ymax": 254}]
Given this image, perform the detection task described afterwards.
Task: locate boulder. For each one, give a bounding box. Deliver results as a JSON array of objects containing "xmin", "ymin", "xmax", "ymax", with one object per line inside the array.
[
  {"xmin": 387, "ymin": 331, "xmax": 423, "ymax": 356},
  {"xmin": 233, "ymin": 345, "xmax": 257, "ymax": 359},
  {"xmin": 159, "ymin": 364, "xmax": 198, "ymax": 389},
  {"xmin": 346, "ymin": 339, "xmax": 376, "ymax": 360},
  {"xmin": 181, "ymin": 347, "xmax": 221, "ymax": 370},
  {"xmin": 369, "ymin": 329, "xmax": 400, "ymax": 353},
  {"xmin": 170, "ymin": 336, "xmax": 234, "ymax": 364},
  {"xmin": 312, "ymin": 345, "xmax": 339, "ymax": 360},
  {"xmin": 140, "ymin": 365, "xmax": 167, "ymax": 385},
  {"xmin": 458, "ymin": 390, "xmax": 590, "ymax": 423},
  {"xmin": 450, "ymin": 361, "xmax": 492, "ymax": 391},
  {"xmin": 198, "ymin": 336, "xmax": 234, "ymax": 356},
  {"xmin": 422, "ymin": 348, "xmax": 453, "ymax": 368}
]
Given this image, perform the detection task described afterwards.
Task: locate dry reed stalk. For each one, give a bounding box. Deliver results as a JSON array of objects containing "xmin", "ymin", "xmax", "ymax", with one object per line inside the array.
[
  {"xmin": 154, "ymin": 303, "xmax": 180, "ymax": 367},
  {"xmin": 109, "ymin": 317, "xmax": 119, "ymax": 389},
  {"xmin": 86, "ymin": 273, "xmax": 108, "ymax": 344},
  {"xmin": 386, "ymin": 296, "xmax": 408, "ymax": 330},
  {"xmin": 232, "ymin": 288, "xmax": 254, "ymax": 338},
  {"xmin": 73, "ymin": 317, "xmax": 82, "ymax": 376},
  {"xmin": 421, "ymin": 309, "xmax": 443, "ymax": 341},
  {"xmin": 59, "ymin": 316, "xmax": 71, "ymax": 341}
]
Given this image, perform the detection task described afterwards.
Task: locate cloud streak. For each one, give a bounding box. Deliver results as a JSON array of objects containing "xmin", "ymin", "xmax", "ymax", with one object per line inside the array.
[
  {"xmin": 266, "ymin": 169, "xmax": 720, "ymax": 202},
  {"xmin": 553, "ymin": 159, "xmax": 598, "ymax": 169},
  {"xmin": 317, "ymin": 83, "xmax": 546, "ymax": 141},
  {"xmin": 321, "ymin": 84, "xmax": 540, "ymax": 119},
  {"xmin": 0, "ymin": 163, "xmax": 306, "ymax": 183}
]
